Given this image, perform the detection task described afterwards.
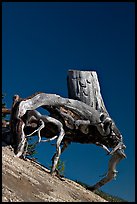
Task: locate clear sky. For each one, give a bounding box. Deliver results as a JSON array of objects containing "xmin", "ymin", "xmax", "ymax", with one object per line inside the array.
[{"xmin": 2, "ymin": 2, "xmax": 135, "ymax": 201}]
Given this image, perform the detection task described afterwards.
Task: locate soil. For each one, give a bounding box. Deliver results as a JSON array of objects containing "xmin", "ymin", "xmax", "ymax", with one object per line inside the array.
[{"xmin": 2, "ymin": 143, "xmax": 107, "ymax": 202}]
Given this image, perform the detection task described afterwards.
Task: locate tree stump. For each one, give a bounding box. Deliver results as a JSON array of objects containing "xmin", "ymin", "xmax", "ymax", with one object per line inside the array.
[
  {"xmin": 2, "ymin": 69, "xmax": 126, "ymax": 191},
  {"xmin": 67, "ymin": 70, "xmax": 108, "ymax": 114}
]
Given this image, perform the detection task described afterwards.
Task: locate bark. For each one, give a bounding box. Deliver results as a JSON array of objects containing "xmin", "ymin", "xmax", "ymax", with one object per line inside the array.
[{"xmin": 2, "ymin": 108, "xmax": 11, "ymax": 114}]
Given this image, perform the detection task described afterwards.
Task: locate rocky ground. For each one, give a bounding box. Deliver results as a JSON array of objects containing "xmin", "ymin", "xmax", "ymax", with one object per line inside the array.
[{"xmin": 2, "ymin": 143, "xmax": 107, "ymax": 202}]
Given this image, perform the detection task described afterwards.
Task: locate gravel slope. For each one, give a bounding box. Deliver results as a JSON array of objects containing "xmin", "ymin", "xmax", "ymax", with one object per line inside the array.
[{"xmin": 2, "ymin": 144, "xmax": 107, "ymax": 202}]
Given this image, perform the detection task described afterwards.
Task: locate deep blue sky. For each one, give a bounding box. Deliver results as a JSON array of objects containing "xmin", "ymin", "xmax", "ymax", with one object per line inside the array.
[{"xmin": 2, "ymin": 2, "xmax": 135, "ymax": 201}]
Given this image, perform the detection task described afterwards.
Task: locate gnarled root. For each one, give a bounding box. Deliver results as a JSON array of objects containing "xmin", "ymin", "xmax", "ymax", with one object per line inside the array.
[
  {"xmin": 51, "ymin": 126, "xmax": 65, "ymax": 174},
  {"xmin": 87, "ymin": 149, "xmax": 126, "ymax": 191}
]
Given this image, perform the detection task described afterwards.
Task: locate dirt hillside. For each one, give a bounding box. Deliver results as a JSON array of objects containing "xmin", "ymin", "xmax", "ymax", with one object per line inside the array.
[{"xmin": 2, "ymin": 143, "xmax": 107, "ymax": 202}]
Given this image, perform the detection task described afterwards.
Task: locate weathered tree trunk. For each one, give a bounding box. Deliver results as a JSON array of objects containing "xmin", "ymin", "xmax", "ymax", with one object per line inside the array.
[
  {"xmin": 2, "ymin": 70, "xmax": 126, "ymax": 191},
  {"xmin": 67, "ymin": 70, "xmax": 108, "ymax": 114}
]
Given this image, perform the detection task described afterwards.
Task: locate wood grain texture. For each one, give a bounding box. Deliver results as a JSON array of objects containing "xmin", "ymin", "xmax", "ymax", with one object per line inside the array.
[{"xmin": 67, "ymin": 70, "xmax": 108, "ymax": 114}]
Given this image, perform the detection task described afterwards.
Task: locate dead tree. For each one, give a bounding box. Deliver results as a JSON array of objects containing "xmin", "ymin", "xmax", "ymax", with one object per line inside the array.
[
  {"xmin": 67, "ymin": 70, "xmax": 108, "ymax": 114},
  {"xmin": 2, "ymin": 70, "xmax": 126, "ymax": 191}
]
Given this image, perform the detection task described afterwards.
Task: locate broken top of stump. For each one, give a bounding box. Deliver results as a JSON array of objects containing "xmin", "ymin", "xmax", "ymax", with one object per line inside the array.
[{"xmin": 67, "ymin": 70, "xmax": 108, "ymax": 114}]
